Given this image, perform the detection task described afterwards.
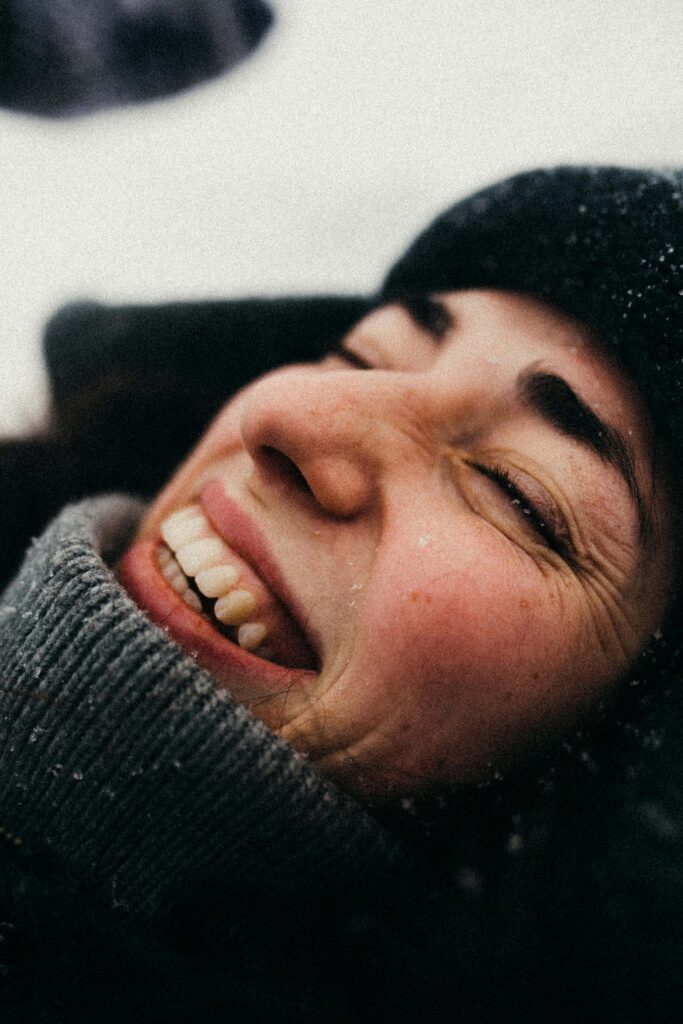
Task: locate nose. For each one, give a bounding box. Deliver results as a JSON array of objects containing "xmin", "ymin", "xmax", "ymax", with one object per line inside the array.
[{"xmin": 240, "ymin": 367, "xmax": 389, "ymax": 518}]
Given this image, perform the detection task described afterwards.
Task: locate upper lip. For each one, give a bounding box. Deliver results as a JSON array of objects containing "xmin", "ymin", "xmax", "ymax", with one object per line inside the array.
[{"xmin": 198, "ymin": 478, "xmax": 318, "ymax": 660}]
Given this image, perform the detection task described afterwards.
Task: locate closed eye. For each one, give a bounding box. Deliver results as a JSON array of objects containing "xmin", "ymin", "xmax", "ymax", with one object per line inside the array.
[
  {"xmin": 328, "ymin": 294, "xmax": 451, "ymax": 369},
  {"xmin": 468, "ymin": 461, "xmax": 572, "ymax": 558},
  {"xmin": 332, "ymin": 345, "xmax": 373, "ymax": 369}
]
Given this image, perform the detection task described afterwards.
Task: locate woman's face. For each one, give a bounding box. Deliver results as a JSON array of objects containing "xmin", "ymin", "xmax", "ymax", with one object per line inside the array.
[{"xmin": 119, "ymin": 290, "xmax": 674, "ymax": 798}]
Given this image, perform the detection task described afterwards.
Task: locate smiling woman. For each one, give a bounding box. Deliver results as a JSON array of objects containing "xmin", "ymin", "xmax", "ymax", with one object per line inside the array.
[
  {"xmin": 0, "ymin": 166, "xmax": 682, "ymax": 1023},
  {"xmin": 118, "ymin": 288, "xmax": 674, "ymax": 798}
]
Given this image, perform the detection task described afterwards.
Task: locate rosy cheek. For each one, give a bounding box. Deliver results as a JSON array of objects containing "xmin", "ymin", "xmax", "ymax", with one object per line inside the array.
[
  {"xmin": 361, "ymin": 549, "xmax": 551, "ymax": 707},
  {"xmin": 357, "ymin": 571, "xmax": 474, "ymax": 691}
]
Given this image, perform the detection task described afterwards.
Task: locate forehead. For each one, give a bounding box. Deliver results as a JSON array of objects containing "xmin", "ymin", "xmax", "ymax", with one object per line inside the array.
[
  {"xmin": 357, "ymin": 287, "xmax": 670, "ymax": 554},
  {"xmin": 361, "ymin": 289, "xmax": 653, "ymax": 448},
  {"xmin": 430, "ymin": 290, "xmax": 655, "ymax": 446}
]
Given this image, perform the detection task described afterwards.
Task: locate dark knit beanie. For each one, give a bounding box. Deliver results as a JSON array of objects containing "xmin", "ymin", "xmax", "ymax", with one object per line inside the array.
[{"xmin": 383, "ymin": 166, "xmax": 683, "ymax": 469}]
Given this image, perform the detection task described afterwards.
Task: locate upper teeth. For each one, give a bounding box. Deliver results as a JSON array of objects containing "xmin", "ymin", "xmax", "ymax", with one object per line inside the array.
[
  {"xmin": 175, "ymin": 537, "xmax": 229, "ymax": 577},
  {"xmin": 214, "ymin": 589, "xmax": 257, "ymax": 625},
  {"xmin": 158, "ymin": 504, "xmax": 267, "ymax": 650},
  {"xmin": 157, "ymin": 545, "xmax": 202, "ymax": 612},
  {"xmin": 160, "ymin": 507, "xmax": 206, "ymax": 548},
  {"xmin": 195, "ymin": 564, "xmax": 240, "ymax": 597}
]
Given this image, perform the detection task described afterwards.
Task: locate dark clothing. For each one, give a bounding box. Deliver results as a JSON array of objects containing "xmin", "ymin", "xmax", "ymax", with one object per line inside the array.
[
  {"xmin": 5, "ymin": 486, "xmax": 683, "ymax": 1024},
  {"xmin": 0, "ymin": 494, "xmax": 422, "ymax": 1023},
  {"xmin": 2, "ymin": 164, "xmax": 683, "ymax": 1021},
  {"xmin": 0, "ymin": 296, "xmax": 438, "ymax": 1023}
]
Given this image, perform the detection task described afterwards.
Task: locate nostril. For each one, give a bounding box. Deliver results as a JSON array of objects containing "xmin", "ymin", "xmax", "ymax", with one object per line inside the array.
[{"xmin": 260, "ymin": 446, "xmax": 312, "ymax": 495}]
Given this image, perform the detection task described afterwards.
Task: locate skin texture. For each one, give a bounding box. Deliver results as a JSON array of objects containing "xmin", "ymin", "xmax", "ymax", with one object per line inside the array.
[{"xmin": 128, "ymin": 290, "xmax": 675, "ymax": 799}]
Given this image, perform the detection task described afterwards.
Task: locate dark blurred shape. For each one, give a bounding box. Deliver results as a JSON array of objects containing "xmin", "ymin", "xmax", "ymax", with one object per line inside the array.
[{"xmin": 0, "ymin": 0, "xmax": 273, "ymax": 116}]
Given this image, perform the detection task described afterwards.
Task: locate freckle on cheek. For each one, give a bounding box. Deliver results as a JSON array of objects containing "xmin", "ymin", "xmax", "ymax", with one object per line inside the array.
[{"xmin": 519, "ymin": 598, "xmax": 530, "ymax": 609}]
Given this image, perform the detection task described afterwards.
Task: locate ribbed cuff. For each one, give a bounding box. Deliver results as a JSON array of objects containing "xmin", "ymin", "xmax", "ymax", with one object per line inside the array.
[{"xmin": 0, "ymin": 497, "xmax": 415, "ymax": 920}]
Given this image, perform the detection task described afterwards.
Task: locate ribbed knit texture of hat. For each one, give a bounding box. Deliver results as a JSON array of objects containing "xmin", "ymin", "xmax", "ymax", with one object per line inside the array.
[
  {"xmin": 0, "ymin": 496, "xmax": 417, "ymax": 921},
  {"xmin": 384, "ymin": 166, "xmax": 683, "ymax": 462}
]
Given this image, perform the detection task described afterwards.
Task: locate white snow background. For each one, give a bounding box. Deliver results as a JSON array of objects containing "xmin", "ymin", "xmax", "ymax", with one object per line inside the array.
[{"xmin": 0, "ymin": 0, "xmax": 681, "ymax": 433}]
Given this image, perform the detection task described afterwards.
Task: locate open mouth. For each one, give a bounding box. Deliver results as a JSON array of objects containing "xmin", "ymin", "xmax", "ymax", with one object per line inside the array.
[
  {"xmin": 154, "ymin": 501, "xmax": 316, "ymax": 671},
  {"xmin": 117, "ymin": 488, "xmax": 318, "ymax": 684},
  {"xmin": 157, "ymin": 539, "xmax": 269, "ymax": 654}
]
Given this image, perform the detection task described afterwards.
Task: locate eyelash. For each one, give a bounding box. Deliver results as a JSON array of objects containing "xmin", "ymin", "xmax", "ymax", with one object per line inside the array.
[
  {"xmin": 468, "ymin": 461, "xmax": 568, "ymax": 556},
  {"xmin": 331, "ymin": 297, "xmax": 448, "ymax": 368},
  {"xmin": 331, "ymin": 344, "xmax": 570, "ymax": 557},
  {"xmin": 330, "ymin": 342, "xmax": 372, "ymax": 369}
]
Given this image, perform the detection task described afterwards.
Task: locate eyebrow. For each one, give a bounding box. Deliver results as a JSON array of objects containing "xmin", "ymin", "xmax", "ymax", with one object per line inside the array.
[
  {"xmin": 517, "ymin": 368, "xmax": 651, "ymax": 540},
  {"xmin": 397, "ymin": 296, "xmax": 651, "ymax": 540}
]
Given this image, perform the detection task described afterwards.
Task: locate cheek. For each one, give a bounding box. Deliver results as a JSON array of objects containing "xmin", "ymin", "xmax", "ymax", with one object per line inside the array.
[
  {"xmin": 352, "ymin": 548, "xmax": 528, "ymax": 733},
  {"xmin": 350, "ymin": 538, "xmax": 602, "ymax": 780},
  {"xmin": 359, "ymin": 543, "xmax": 540, "ymax": 701}
]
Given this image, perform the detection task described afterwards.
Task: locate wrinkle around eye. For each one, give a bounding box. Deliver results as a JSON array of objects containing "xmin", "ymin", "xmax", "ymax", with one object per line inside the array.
[
  {"xmin": 573, "ymin": 558, "xmax": 645, "ymax": 668},
  {"xmin": 475, "ymin": 461, "xmax": 570, "ymax": 552},
  {"xmin": 443, "ymin": 451, "xmax": 574, "ymax": 563}
]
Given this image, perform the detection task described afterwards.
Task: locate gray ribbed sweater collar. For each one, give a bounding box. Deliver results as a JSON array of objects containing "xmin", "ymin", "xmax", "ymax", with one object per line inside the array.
[{"xmin": 0, "ymin": 496, "xmax": 419, "ymax": 921}]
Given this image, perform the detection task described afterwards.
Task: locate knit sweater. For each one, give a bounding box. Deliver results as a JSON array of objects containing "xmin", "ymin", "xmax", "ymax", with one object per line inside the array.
[
  {"xmin": 5, "ymin": 494, "xmax": 683, "ymax": 1024},
  {"xmin": 2, "ymin": 160, "xmax": 683, "ymax": 1019},
  {"xmin": 0, "ymin": 495, "xmax": 428, "ymax": 1022}
]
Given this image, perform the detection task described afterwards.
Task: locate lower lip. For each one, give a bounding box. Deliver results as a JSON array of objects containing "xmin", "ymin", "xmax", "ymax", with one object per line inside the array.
[{"xmin": 116, "ymin": 539, "xmax": 317, "ymax": 692}]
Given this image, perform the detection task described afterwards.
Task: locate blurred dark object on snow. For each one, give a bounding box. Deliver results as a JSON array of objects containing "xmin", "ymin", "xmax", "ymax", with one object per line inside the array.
[{"xmin": 0, "ymin": 0, "xmax": 272, "ymax": 116}]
